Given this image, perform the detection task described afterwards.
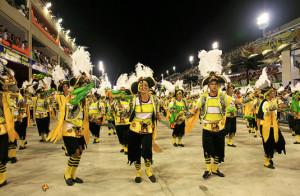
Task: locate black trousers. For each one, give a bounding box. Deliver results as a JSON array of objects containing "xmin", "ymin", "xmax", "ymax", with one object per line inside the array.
[
  {"xmin": 115, "ymin": 125, "xmax": 129, "ymax": 146},
  {"xmin": 15, "ymin": 117, "xmax": 28, "ymax": 140},
  {"xmin": 172, "ymin": 122, "xmax": 185, "ymax": 137},
  {"xmin": 89, "ymin": 121, "xmax": 101, "ymax": 138},
  {"xmin": 288, "ymin": 114, "xmax": 295, "ymax": 131},
  {"xmin": 0, "ymin": 133, "xmax": 8, "ymax": 164},
  {"xmin": 294, "ymin": 119, "xmax": 300, "ymax": 135},
  {"xmin": 248, "ymin": 118, "xmax": 256, "ymax": 129},
  {"xmin": 225, "ymin": 117, "xmax": 237, "ymax": 135},
  {"xmin": 63, "ymin": 136, "xmax": 86, "ymax": 156},
  {"xmin": 36, "ymin": 117, "xmax": 50, "ymax": 136},
  {"xmin": 202, "ymin": 129, "xmax": 225, "ymax": 162},
  {"xmin": 128, "ymin": 131, "xmax": 152, "ymax": 164}
]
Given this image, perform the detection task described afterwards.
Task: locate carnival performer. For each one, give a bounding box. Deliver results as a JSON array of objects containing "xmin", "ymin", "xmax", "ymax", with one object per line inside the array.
[
  {"xmin": 224, "ymin": 83, "xmax": 238, "ymax": 147},
  {"xmin": 112, "ymin": 74, "xmax": 132, "ymax": 154},
  {"xmin": 127, "ymin": 63, "xmax": 159, "ymax": 183},
  {"xmin": 169, "ymin": 82, "xmax": 188, "ymax": 147},
  {"xmin": 0, "ymin": 58, "xmax": 19, "ymax": 187},
  {"xmin": 47, "ymin": 47, "xmax": 94, "ymax": 186},
  {"xmin": 190, "ymin": 49, "xmax": 231, "ymax": 179},
  {"xmin": 256, "ymin": 68, "xmax": 286, "ymax": 169}
]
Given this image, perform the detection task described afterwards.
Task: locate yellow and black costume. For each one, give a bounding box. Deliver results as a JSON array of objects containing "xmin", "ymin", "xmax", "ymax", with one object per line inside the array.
[
  {"xmin": 224, "ymin": 83, "xmax": 237, "ymax": 147},
  {"xmin": 128, "ymin": 77, "xmax": 158, "ymax": 183},
  {"xmin": 33, "ymin": 88, "xmax": 50, "ymax": 142},
  {"xmin": 12, "ymin": 90, "xmax": 29, "ymax": 150},
  {"xmin": 88, "ymin": 93, "xmax": 105, "ymax": 143},
  {"xmin": 194, "ymin": 72, "xmax": 228, "ymax": 179},
  {"xmin": 47, "ymin": 79, "xmax": 92, "ymax": 186},
  {"xmin": 112, "ymin": 90, "xmax": 131, "ymax": 154},
  {"xmin": 0, "ymin": 63, "xmax": 19, "ymax": 187},
  {"xmin": 258, "ymin": 87, "xmax": 286, "ymax": 169}
]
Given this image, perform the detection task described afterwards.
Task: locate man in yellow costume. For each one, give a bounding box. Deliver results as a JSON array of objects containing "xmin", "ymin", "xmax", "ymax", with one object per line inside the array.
[
  {"xmin": 112, "ymin": 87, "xmax": 131, "ymax": 154},
  {"xmin": 128, "ymin": 76, "xmax": 159, "ymax": 183},
  {"xmin": 258, "ymin": 86, "xmax": 286, "ymax": 169},
  {"xmin": 88, "ymin": 91, "xmax": 105, "ymax": 144},
  {"xmin": 0, "ymin": 58, "xmax": 19, "ymax": 187},
  {"xmin": 48, "ymin": 75, "xmax": 94, "ymax": 186},
  {"xmin": 192, "ymin": 71, "xmax": 228, "ymax": 179},
  {"xmin": 224, "ymin": 83, "xmax": 238, "ymax": 147}
]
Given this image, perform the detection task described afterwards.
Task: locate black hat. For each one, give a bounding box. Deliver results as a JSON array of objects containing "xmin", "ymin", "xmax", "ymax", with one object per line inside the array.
[
  {"xmin": 58, "ymin": 80, "xmax": 70, "ymax": 92},
  {"xmin": 130, "ymin": 77, "xmax": 156, "ymax": 94},
  {"xmin": 202, "ymin": 71, "xmax": 226, "ymax": 86}
]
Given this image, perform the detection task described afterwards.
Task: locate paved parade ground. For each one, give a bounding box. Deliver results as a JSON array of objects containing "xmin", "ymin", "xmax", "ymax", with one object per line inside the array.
[{"xmin": 0, "ymin": 120, "xmax": 300, "ymax": 196}]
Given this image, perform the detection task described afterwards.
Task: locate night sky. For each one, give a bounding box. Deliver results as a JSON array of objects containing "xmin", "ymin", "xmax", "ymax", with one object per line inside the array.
[{"xmin": 51, "ymin": 0, "xmax": 300, "ymax": 83}]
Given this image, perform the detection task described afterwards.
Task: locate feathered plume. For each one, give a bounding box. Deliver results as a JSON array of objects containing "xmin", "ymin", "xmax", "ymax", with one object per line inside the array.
[
  {"xmin": 42, "ymin": 77, "xmax": 52, "ymax": 90},
  {"xmin": 116, "ymin": 73, "xmax": 129, "ymax": 89},
  {"xmin": 277, "ymin": 84, "xmax": 284, "ymax": 93},
  {"xmin": 292, "ymin": 82, "xmax": 300, "ymax": 92},
  {"xmin": 52, "ymin": 65, "xmax": 66, "ymax": 87},
  {"xmin": 255, "ymin": 67, "xmax": 271, "ymax": 89},
  {"xmin": 161, "ymin": 80, "xmax": 175, "ymax": 93},
  {"xmin": 127, "ymin": 72, "xmax": 138, "ymax": 87},
  {"xmin": 174, "ymin": 80, "xmax": 184, "ymax": 90},
  {"xmin": 198, "ymin": 49, "xmax": 223, "ymax": 77},
  {"xmin": 22, "ymin": 80, "xmax": 31, "ymax": 89},
  {"xmin": 135, "ymin": 63, "xmax": 154, "ymax": 78},
  {"xmin": 71, "ymin": 46, "xmax": 93, "ymax": 77}
]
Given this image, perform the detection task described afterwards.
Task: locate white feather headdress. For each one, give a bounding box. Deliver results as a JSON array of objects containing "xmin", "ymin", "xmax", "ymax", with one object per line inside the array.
[
  {"xmin": 71, "ymin": 46, "xmax": 93, "ymax": 77},
  {"xmin": 135, "ymin": 63, "xmax": 154, "ymax": 78},
  {"xmin": 198, "ymin": 49, "xmax": 223, "ymax": 77},
  {"xmin": 52, "ymin": 65, "xmax": 66, "ymax": 87},
  {"xmin": 116, "ymin": 73, "xmax": 129, "ymax": 90},
  {"xmin": 255, "ymin": 67, "xmax": 271, "ymax": 89},
  {"xmin": 161, "ymin": 80, "xmax": 175, "ymax": 94}
]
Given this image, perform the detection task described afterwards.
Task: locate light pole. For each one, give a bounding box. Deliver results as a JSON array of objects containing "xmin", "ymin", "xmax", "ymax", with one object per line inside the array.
[
  {"xmin": 166, "ymin": 70, "xmax": 169, "ymax": 75},
  {"xmin": 98, "ymin": 61, "xmax": 104, "ymax": 75},
  {"xmin": 189, "ymin": 55, "xmax": 194, "ymax": 65},
  {"xmin": 257, "ymin": 12, "xmax": 269, "ymax": 37},
  {"xmin": 173, "ymin": 66, "xmax": 176, "ymax": 72},
  {"xmin": 161, "ymin": 73, "xmax": 164, "ymax": 80},
  {"xmin": 212, "ymin": 41, "xmax": 219, "ymax": 49}
]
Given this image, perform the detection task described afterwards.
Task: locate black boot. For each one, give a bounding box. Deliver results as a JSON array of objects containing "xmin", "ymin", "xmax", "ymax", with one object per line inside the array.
[
  {"xmin": 212, "ymin": 170, "xmax": 225, "ymax": 177},
  {"xmin": 73, "ymin": 177, "xmax": 84, "ymax": 183},
  {"xmin": 202, "ymin": 171, "xmax": 211, "ymax": 179},
  {"xmin": 9, "ymin": 157, "xmax": 17, "ymax": 164},
  {"xmin": 147, "ymin": 175, "xmax": 157, "ymax": 183},
  {"xmin": 135, "ymin": 176, "xmax": 142, "ymax": 183},
  {"xmin": 0, "ymin": 180, "xmax": 7, "ymax": 188},
  {"xmin": 64, "ymin": 176, "xmax": 75, "ymax": 186}
]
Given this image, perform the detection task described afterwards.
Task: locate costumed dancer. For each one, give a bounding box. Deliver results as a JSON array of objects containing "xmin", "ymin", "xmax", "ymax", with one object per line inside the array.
[
  {"xmin": 243, "ymin": 87, "xmax": 257, "ymax": 137},
  {"xmin": 168, "ymin": 81, "xmax": 188, "ymax": 147},
  {"xmin": 88, "ymin": 90, "xmax": 105, "ymax": 144},
  {"xmin": 0, "ymin": 58, "xmax": 19, "ymax": 187},
  {"xmin": 113, "ymin": 74, "xmax": 131, "ymax": 154},
  {"xmin": 256, "ymin": 68, "xmax": 286, "ymax": 169},
  {"xmin": 33, "ymin": 81, "xmax": 51, "ymax": 143},
  {"xmin": 190, "ymin": 49, "xmax": 230, "ymax": 179},
  {"xmin": 224, "ymin": 83, "xmax": 238, "ymax": 147},
  {"xmin": 105, "ymin": 88, "xmax": 116, "ymax": 135},
  {"xmin": 47, "ymin": 47, "xmax": 94, "ymax": 186},
  {"xmin": 15, "ymin": 88, "xmax": 30, "ymax": 150},
  {"xmin": 128, "ymin": 63, "xmax": 159, "ymax": 183},
  {"xmin": 291, "ymin": 83, "xmax": 300, "ymax": 144}
]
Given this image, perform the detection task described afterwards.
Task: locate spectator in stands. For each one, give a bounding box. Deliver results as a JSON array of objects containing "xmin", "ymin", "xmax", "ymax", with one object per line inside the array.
[
  {"xmin": 21, "ymin": 40, "xmax": 27, "ymax": 50},
  {"xmin": 3, "ymin": 28, "xmax": 8, "ymax": 40}
]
